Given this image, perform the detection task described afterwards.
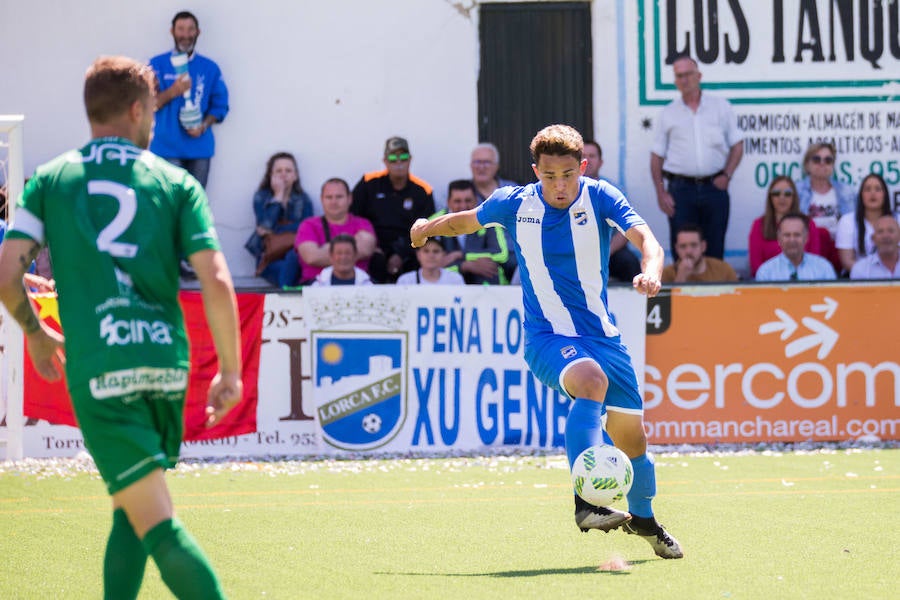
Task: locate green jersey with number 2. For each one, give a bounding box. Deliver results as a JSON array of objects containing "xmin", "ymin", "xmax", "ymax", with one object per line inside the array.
[{"xmin": 8, "ymin": 137, "xmax": 220, "ymax": 391}]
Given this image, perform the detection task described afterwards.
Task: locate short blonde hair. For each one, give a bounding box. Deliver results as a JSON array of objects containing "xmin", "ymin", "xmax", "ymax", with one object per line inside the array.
[{"xmin": 529, "ymin": 124, "xmax": 583, "ymax": 163}]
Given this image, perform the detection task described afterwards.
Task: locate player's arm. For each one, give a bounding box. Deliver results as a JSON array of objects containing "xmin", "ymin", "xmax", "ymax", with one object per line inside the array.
[
  {"xmin": 188, "ymin": 249, "xmax": 243, "ymax": 428},
  {"xmin": 624, "ymin": 224, "xmax": 664, "ymax": 298},
  {"xmin": 0, "ymin": 238, "xmax": 65, "ymax": 381},
  {"xmin": 410, "ymin": 209, "xmax": 482, "ymax": 248}
]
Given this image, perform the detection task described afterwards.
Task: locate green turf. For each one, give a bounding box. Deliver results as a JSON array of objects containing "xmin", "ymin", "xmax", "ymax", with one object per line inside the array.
[{"xmin": 1, "ymin": 449, "xmax": 897, "ymax": 599}]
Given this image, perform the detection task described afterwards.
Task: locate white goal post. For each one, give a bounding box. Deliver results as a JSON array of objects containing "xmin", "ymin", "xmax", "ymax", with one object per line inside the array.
[{"xmin": 1, "ymin": 115, "xmax": 25, "ymax": 461}]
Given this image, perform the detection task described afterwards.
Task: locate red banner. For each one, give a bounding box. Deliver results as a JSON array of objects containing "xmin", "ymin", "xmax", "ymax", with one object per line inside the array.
[{"xmin": 23, "ymin": 291, "xmax": 264, "ymax": 441}]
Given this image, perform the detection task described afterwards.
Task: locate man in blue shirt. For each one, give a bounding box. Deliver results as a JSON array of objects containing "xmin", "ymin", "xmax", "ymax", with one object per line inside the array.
[
  {"xmin": 411, "ymin": 124, "xmax": 682, "ymax": 559},
  {"xmin": 149, "ymin": 11, "xmax": 229, "ymax": 188},
  {"xmin": 756, "ymin": 213, "xmax": 837, "ymax": 282}
]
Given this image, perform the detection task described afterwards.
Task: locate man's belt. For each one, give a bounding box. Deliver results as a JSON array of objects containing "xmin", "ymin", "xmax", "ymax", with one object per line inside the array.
[{"xmin": 663, "ymin": 170, "xmax": 724, "ymax": 185}]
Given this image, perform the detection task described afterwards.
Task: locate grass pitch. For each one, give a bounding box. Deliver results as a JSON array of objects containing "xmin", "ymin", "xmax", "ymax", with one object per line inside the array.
[{"xmin": 1, "ymin": 448, "xmax": 897, "ymax": 599}]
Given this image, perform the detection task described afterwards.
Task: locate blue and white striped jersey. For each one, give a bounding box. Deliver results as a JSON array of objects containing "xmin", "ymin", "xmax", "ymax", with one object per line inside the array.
[{"xmin": 476, "ymin": 177, "xmax": 644, "ymax": 339}]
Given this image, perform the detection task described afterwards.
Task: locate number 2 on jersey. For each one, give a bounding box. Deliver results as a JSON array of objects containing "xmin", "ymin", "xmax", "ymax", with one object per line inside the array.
[{"xmin": 87, "ymin": 180, "xmax": 138, "ymax": 258}]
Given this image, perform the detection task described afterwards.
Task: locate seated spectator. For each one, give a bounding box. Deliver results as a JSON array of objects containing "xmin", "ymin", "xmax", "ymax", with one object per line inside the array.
[
  {"xmin": 795, "ymin": 142, "xmax": 855, "ymax": 238},
  {"xmin": 311, "ymin": 234, "xmax": 372, "ymax": 286},
  {"xmin": 662, "ymin": 223, "xmax": 738, "ymax": 283},
  {"xmin": 850, "ymin": 215, "xmax": 900, "ymax": 279},
  {"xmin": 755, "ymin": 213, "xmax": 837, "ymax": 282},
  {"xmin": 583, "ymin": 139, "xmax": 641, "ymax": 282},
  {"xmin": 396, "ymin": 237, "xmax": 465, "ymax": 285},
  {"xmin": 835, "ymin": 173, "xmax": 895, "ymax": 274},
  {"xmin": 470, "ymin": 142, "xmax": 517, "ymax": 202},
  {"xmin": 245, "ymin": 152, "xmax": 313, "ymax": 286},
  {"xmin": 296, "ymin": 178, "xmax": 376, "ymax": 284},
  {"xmin": 748, "ymin": 176, "xmax": 831, "ymax": 277},
  {"xmin": 430, "ymin": 179, "xmax": 515, "ymax": 284},
  {"xmin": 351, "ymin": 136, "xmax": 435, "ymax": 282}
]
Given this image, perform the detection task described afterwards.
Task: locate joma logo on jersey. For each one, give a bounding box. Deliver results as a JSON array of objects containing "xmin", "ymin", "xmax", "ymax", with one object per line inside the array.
[
  {"xmin": 517, "ymin": 216, "xmax": 542, "ymax": 224},
  {"xmin": 100, "ymin": 313, "xmax": 173, "ymax": 346},
  {"xmin": 312, "ymin": 332, "xmax": 407, "ymax": 450}
]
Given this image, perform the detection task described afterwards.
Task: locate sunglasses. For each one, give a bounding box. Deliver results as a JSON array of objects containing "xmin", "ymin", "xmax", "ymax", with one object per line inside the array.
[
  {"xmin": 769, "ymin": 189, "xmax": 794, "ymax": 198},
  {"xmin": 386, "ymin": 153, "xmax": 410, "ymax": 163},
  {"xmin": 810, "ymin": 155, "xmax": 834, "ymax": 165}
]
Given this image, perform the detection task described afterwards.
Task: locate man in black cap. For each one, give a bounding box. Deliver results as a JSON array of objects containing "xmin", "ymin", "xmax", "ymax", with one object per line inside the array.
[{"xmin": 351, "ymin": 136, "xmax": 435, "ymax": 282}]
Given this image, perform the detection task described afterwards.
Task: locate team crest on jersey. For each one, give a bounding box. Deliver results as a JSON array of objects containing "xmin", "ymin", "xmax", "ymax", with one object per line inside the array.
[
  {"xmin": 312, "ymin": 332, "xmax": 407, "ymax": 450},
  {"xmin": 573, "ymin": 209, "xmax": 589, "ymax": 225},
  {"xmin": 561, "ymin": 345, "xmax": 578, "ymax": 359}
]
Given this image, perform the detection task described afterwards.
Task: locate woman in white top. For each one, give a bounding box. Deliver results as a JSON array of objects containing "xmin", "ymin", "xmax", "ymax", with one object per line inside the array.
[
  {"xmin": 795, "ymin": 142, "xmax": 856, "ymax": 238},
  {"xmin": 835, "ymin": 173, "xmax": 894, "ymax": 274},
  {"xmin": 396, "ymin": 237, "xmax": 465, "ymax": 285}
]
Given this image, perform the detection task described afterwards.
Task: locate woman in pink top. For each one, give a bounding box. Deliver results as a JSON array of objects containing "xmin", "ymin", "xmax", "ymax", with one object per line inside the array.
[{"xmin": 748, "ymin": 176, "xmax": 828, "ymax": 276}]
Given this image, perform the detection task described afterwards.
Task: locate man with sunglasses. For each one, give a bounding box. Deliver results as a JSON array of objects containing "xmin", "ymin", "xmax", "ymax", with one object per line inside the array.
[
  {"xmin": 351, "ymin": 136, "xmax": 435, "ymax": 282},
  {"xmin": 650, "ymin": 54, "xmax": 743, "ymax": 261}
]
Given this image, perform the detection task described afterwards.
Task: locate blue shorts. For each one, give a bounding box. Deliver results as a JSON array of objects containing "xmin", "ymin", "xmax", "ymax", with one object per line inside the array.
[{"xmin": 524, "ymin": 331, "xmax": 643, "ymax": 415}]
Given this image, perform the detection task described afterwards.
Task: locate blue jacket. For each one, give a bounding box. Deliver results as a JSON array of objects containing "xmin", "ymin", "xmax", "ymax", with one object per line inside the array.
[
  {"xmin": 149, "ymin": 51, "xmax": 229, "ymax": 159},
  {"xmin": 244, "ymin": 189, "xmax": 314, "ymax": 259},
  {"xmin": 795, "ymin": 177, "xmax": 856, "ymax": 221}
]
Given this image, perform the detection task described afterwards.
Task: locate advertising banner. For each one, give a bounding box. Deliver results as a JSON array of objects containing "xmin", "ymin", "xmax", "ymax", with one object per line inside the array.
[{"xmin": 644, "ymin": 283, "xmax": 900, "ymax": 443}]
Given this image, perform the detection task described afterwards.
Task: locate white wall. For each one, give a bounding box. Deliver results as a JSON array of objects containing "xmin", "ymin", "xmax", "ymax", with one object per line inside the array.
[{"xmin": 0, "ymin": 0, "xmax": 488, "ymax": 276}]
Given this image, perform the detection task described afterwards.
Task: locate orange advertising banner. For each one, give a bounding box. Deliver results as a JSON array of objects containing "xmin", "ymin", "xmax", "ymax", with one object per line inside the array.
[{"xmin": 644, "ymin": 283, "xmax": 900, "ymax": 443}]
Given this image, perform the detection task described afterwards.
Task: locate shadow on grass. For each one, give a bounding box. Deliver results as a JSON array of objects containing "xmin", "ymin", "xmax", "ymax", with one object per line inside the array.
[{"xmin": 375, "ymin": 560, "xmax": 655, "ymax": 578}]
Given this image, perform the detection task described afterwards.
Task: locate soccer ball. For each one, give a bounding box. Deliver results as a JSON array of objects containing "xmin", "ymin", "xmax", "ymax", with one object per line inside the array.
[
  {"xmin": 361, "ymin": 413, "xmax": 382, "ymax": 434},
  {"xmin": 571, "ymin": 444, "xmax": 633, "ymax": 507}
]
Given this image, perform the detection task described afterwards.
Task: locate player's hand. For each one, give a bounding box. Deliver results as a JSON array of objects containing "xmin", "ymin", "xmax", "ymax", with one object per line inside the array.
[
  {"xmin": 632, "ymin": 272, "xmax": 662, "ymax": 298},
  {"xmin": 410, "ymin": 218, "xmax": 429, "ymax": 248},
  {"xmin": 206, "ymin": 372, "xmax": 243, "ymax": 428},
  {"xmin": 26, "ymin": 326, "xmax": 66, "ymax": 382},
  {"xmin": 657, "ymin": 191, "xmax": 675, "ymax": 217}
]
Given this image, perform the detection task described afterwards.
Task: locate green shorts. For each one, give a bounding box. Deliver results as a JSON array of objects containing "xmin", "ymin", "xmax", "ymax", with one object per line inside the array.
[{"xmin": 70, "ymin": 369, "xmax": 188, "ymax": 495}]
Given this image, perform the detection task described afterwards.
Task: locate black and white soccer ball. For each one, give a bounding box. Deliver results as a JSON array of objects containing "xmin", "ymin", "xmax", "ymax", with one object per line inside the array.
[{"xmin": 361, "ymin": 413, "xmax": 382, "ymax": 434}]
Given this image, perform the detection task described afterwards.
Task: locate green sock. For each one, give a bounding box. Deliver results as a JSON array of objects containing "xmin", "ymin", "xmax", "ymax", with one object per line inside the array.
[
  {"xmin": 141, "ymin": 517, "xmax": 225, "ymax": 600},
  {"xmin": 103, "ymin": 508, "xmax": 147, "ymax": 600}
]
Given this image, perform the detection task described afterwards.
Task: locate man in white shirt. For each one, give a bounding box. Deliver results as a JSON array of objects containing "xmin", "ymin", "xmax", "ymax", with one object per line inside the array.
[
  {"xmin": 650, "ymin": 54, "xmax": 743, "ymax": 260},
  {"xmin": 850, "ymin": 215, "xmax": 900, "ymax": 280}
]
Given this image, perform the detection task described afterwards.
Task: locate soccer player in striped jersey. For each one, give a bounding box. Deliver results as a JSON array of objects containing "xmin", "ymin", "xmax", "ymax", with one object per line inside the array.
[{"xmin": 410, "ymin": 124, "xmax": 682, "ymax": 559}]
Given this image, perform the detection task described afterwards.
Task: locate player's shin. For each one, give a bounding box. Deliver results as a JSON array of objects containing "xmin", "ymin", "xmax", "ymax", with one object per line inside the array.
[
  {"xmin": 103, "ymin": 508, "xmax": 147, "ymax": 600},
  {"xmin": 625, "ymin": 453, "xmax": 657, "ymax": 518},
  {"xmin": 564, "ymin": 398, "xmax": 613, "ymax": 469}
]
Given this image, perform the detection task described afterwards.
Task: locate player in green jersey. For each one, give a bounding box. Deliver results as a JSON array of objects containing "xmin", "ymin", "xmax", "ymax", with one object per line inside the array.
[{"xmin": 0, "ymin": 55, "xmax": 242, "ymax": 599}]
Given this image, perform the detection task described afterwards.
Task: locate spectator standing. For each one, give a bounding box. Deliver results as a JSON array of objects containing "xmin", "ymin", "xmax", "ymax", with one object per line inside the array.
[
  {"xmin": 748, "ymin": 175, "xmax": 830, "ymax": 277},
  {"xmin": 0, "ymin": 55, "xmax": 241, "ymax": 599},
  {"xmin": 149, "ymin": 10, "xmax": 228, "ymax": 188},
  {"xmin": 470, "ymin": 142, "xmax": 517, "ymax": 202},
  {"xmin": 430, "ymin": 179, "xmax": 514, "ymax": 284},
  {"xmin": 835, "ymin": 173, "xmax": 894, "ymax": 274},
  {"xmin": 296, "ymin": 178, "xmax": 376, "ymax": 283},
  {"xmin": 849, "ymin": 215, "xmax": 900, "ymax": 279},
  {"xmin": 650, "ymin": 54, "xmax": 743, "ymax": 260},
  {"xmin": 584, "ymin": 140, "xmax": 642, "ymax": 282},
  {"xmin": 662, "ymin": 224, "xmax": 738, "ymax": 283},
  {"xmin": 795, "ymin": 142, "xmax": 856, "ymax": 237},
  {"xmin": 396, "ymin": 237, "xmax": 465, "ymax": 285},
  {"xmin": 755, "ymin": 213, "xmax": 837, "ymax": 281},
  {"xmin": 245, "ymin": 152, "xmax": 313, "ymax": 287},
  {"xmin": 311, "ymin": 234, "xmax": 372, "ymax": 286},
  {"xmin": 351, "ymin": 136, "xmax": 434, "ymax": 282}
]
